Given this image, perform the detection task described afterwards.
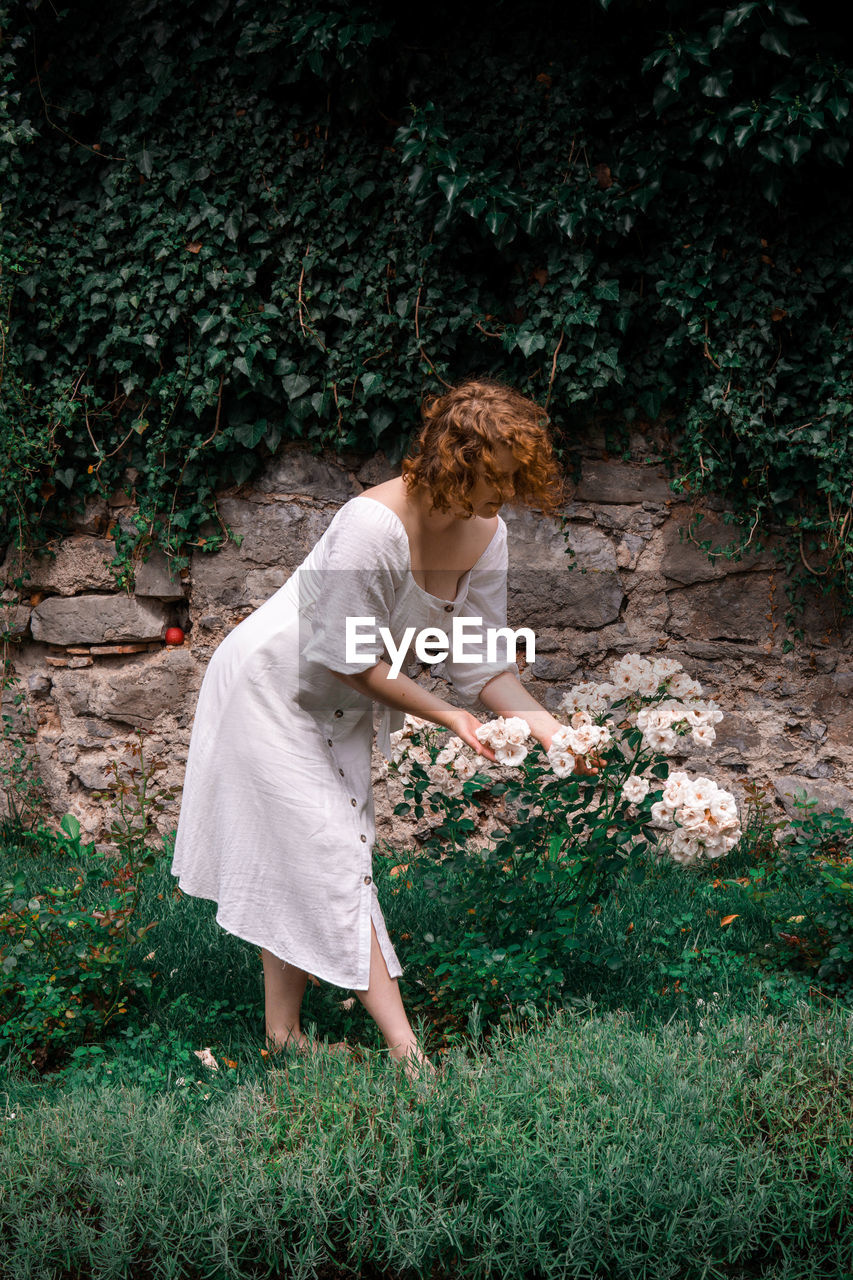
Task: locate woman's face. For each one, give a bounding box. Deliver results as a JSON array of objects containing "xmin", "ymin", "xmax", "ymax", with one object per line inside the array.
[{"xmin": 463, "ymin": 443, "xmax": 520, "ymax": 519}]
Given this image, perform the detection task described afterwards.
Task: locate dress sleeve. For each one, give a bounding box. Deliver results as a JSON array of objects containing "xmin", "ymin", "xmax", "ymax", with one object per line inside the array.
[
  {"xmin": 299, "ymin": 500, "xmax": 405, "ymax": 675},
  {"xmin": 442, "ymin": 517, "xmax": 519, "ymax": 705}
]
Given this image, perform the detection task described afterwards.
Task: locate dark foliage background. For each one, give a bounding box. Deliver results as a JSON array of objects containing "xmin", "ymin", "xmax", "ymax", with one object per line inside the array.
[{"xmin": 1, "ymin": 0, "xmax": 852, "ymax": 621}]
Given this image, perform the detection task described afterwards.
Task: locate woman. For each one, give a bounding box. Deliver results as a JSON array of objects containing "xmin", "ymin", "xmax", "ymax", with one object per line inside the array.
[{"xmin": 170, "ymin": 377, "xmax": 599, "ymax": 1083}]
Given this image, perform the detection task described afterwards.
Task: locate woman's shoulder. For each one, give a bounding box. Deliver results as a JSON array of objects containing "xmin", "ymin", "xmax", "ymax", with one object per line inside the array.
[{"xmin": 321, "ymin": 495, "xmax": 409, "ymax": 563}]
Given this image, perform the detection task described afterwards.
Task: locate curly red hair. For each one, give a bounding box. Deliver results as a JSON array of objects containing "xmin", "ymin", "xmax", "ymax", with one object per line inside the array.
[{"xmin": 401, "ymin": 377, "xmax": 565, "ymax": 517}]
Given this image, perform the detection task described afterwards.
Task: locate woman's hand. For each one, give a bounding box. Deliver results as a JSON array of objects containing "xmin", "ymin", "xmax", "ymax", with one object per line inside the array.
[
  {"xmin": 443, "ymin": 706, "xmax": 498, "ymax": 762},
  {"xmin": 533, "ymin": 715, "xmax": 605, "ymax": 777}
]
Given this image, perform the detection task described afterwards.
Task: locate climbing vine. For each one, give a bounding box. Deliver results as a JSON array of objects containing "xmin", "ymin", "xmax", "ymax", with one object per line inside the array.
[{"xmin": 1, "ymin": 0, "xmax": 851, "ymax": 630}]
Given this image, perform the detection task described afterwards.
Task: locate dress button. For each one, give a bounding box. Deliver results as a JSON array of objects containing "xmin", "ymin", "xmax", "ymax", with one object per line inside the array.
[
  {"xmin": 338, "ymin": 768, "xmax": 344, "ymax": 777},
  {"xmin": 350, "ymin": 798, "xmax": 357, "ymax": 807},
  {"xmin": 444, "ymin": 603, "xmax": 454, "ymax": 612},
  {"xmin": 359, "ymin": 834, "xmax": 367, "ymax": 843},
  {"xmin": 363, "ymin": 875, "xmax": 372, "ymax": 885},
  {"xmin": 334, "ymin": 708, "xmax": 344, "ymax": 718}
]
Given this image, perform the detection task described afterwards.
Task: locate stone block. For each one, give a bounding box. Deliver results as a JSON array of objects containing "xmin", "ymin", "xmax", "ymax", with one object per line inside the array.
[
  {"xmin": 355, "ymin": 453, "xmax": 400, "ymax": 487},
  {"xmin": 666, "ymin": 576, "xmax": 774, "ymax": 643},
  {"xmin": 594, "ymin": 506, "xmax": 657, "ymax": 533},
  {"xmin": 31, "ymin": 595, "xmax": 168, "ymax": 646},
  {"xmin": 712, "ymin": 712, "xmax": 763, "ymax": 757},
  {"xmin": 255, "ymin": 443, "xmax": 355, "ymax": 501},
  {"xmin": 508, "ymin": 570, "xmax": 625, "ymax": 630},
  {"xmin": 504, "ymin": 505, "xmax": 617, "ymax": 572},
  {"xmin": 70, "ymin": 496, "xmax": 110, "ymax": 535},
  {"xmin": 573, "ymin": 460, "xmax": 675, "ymax": 505},
  {"xmin": 73, "ymin": 649, "xmax": 201, "ymax": 730},
  {"xmin": 28, "ymin": 673, "xmax": 52, "ymax": 697},
  {"xmin": 661, "ymin": 514, "xmax": 775, "ymax": 584},
  {"xmin": 134, "ymin": 548, "xmax": 185, "ymax": 599},
  {"xmin": 772, "ymin": 774, "xmax": 853, "ymax": 818},
  {"xmin": 190, "ymin": 500, "xmax": 330, "ymax": 608},
  {"xmin": 2, "ymin": 536, "xmax": 116, "ymax": 596},
  {"xmin": 90, "ymin": 643, "xmax": 153, "ymax": 655},
  {"xmin": 72, "ymin": 755, "xmax": 114, "ymax": 790},
  {"xmin": 0, "ymin": 602, "xmax": 31, "ymax": 637}
]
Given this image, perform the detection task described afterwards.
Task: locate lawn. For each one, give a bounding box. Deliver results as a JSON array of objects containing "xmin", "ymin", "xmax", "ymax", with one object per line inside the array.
[{"xmin": 1, "ymin": 790, "xmax": 852, "ymax": 1280}]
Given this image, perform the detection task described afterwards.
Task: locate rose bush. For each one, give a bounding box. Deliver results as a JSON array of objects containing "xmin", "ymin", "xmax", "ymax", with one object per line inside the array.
[{"xmin": 383, "ymin": 653, "xmax": 743, "ymax": 1028}]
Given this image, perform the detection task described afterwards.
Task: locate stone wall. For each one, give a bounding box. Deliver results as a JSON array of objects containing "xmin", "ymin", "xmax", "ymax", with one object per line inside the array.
[{"xmin": 2, "ymin": 425, "xmax": 851, "ymax": 852}]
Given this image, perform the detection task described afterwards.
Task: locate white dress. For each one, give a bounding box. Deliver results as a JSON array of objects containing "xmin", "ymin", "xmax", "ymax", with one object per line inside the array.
[{"xmin": 169, "ymin": 494, "xmax": 516, "ymax": 991}]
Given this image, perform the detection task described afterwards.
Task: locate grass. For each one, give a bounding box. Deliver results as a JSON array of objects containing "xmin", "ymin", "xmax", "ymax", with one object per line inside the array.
[{"xmin": 1, "ymin": 817, "xmax": 852, "ymax": 1279}]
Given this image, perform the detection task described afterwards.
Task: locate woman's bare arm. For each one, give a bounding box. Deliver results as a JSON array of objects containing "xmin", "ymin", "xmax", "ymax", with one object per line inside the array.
[
  {"xmin": 327, "ymin": 662, "xmax": 497, "ymax": 760},
  {"xmin": 475, "ymin": 670, "xmax": 562, "ymax": 747}
]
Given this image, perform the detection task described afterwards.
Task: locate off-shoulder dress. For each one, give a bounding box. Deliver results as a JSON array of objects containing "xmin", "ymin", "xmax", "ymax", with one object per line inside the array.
[{"xmin": 169, "ymin": 493, "xmax": 515, "ymax": 990}]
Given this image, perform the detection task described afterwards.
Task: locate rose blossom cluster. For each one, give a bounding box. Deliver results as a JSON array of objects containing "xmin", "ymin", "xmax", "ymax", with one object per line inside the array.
[
  {"xmin": 387, "ymin": 716, "xmax": 482, "ymax": 793},
  {"xmin": 558, "ymin": 653, "xmax": 723, "ymax": 756},
  {"xmin": 555, "ymin": 652, "xmax": 741, "ymax": 862},
  {"xmin": 647, "ymin": 770, "xmax": 741, "ymax": 864},
  {"xmin": 547, "ymin": 712, "xmax": 612, "ymax": 779},
  {"xmin": 473, "ymin": 715, "xmax": 532, "ymax": 766}
]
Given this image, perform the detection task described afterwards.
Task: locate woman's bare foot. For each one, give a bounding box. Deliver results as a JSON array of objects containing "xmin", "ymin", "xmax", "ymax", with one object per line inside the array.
[
  {"xmin": 266, "ymin": 1032, "xmax": 352, "ymax": 1059},
  {"xmin": 390, "ymin": 1041, "xmax": 438, "ymax": 1084}
]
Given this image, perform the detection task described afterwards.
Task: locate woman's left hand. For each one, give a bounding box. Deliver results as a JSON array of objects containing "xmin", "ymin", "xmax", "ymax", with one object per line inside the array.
[{"xmin": 534, "ymin": 718, "xmax": 606, "ymax": 776}]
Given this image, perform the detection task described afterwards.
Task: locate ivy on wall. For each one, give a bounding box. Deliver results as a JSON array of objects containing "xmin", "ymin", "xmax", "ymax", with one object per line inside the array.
[{"xmin": 1, "ymin": 0, "xmax": 852, "ymax": 629}]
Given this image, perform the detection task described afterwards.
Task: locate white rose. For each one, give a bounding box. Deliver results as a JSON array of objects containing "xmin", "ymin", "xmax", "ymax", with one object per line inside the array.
[
  {"xmin": 637, "ymin": 705, "xmax": 665, "ymax": 731},
  {"xmin": 573, "ymin": 724, "xmax": 606, "ymax": 754},
  {"xmin": 475, "ymin": 719, "xmax": 509, "ymax": 748},
  {"xmin": 451, "ymin": 754, "xmax": 477, "ymax": 781},
  {"xmin": 691, "ymin": 724, "xmax": 716, "ymax": 747},
  {"xmin": 549, "ymin": 724, "xmax": 577, "ymax": 753},
  {"xmin": 677, "ymin": 804, "xmax": 708, "ymax": 833},
  {"xmin": 496, "ymin": 741, "xmax": 528, "ymax": 767},
  {"xmin": 547, "ymin": 747, "xmax": 576, "ymax": 779},
  {"xmin": 637, "ymin": 670, "xmax": 661, "ymax": 697},
  {"xmin": 503, "ymin": 716, "xmax": 531, "ymax": 745},
  {"xmin": 652, "ymin": 657, "xmax": 683, "ymax": 680},
  {"xmin": 408, "ymin": 744, "xmax": 431, "ymax": 767},
  {"xmin": 662, "ymin": 771, "xmax": 691, "ymax": 807},
  {"xmin": 650, "ymin": 800, "xmax": 675, "ymax": 828},
  {"xmin": 643, "ymin": 726, "xmax": 679, "ymax": 753},
  {"xmin": 435, "ymin": 742, "xmax": 459, "ymax": 766},
  {"xmin": 403, "ymin": 714, "xmax": 429, "ymax": 735},
  {"xmin": 613, "ymin": 668, "xmax": 641, "ymax": 694},
  {"xmin": 709, "ymin": 794, "xmax": 738, "ymax": 825},
  {"xmin": 622, "ymin": 775, "xmax": 650, "ymax": 804},
  {"xmin": 668, "ymin": 673, "xmax": 703, "ymax": 699}
]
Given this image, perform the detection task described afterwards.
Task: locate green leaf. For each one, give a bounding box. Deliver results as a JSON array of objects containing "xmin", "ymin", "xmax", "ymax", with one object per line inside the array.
[
  {"xmin": 593, "ymin": 279, "xmax": 619, "ymax": 302},
  {"xmin": 700, "ymin": 76, "xmax": 728, "ymax": 98},
  {"xmin": 515, "ymin": 328, "xmax": 546, "ymax": 357},
  {"xmin": 759, "ymin": 29, "xmax": 790, "ymax": 56},
  {"xmin": 757, "ymin": 137, "xmax": 784, "ymax": 164},
  {"xmin": 822, "ymin": 136, "xmax": 850, "ymax": 164},
  {"xmin": 485, "ymin": 207, "xmax": 509, "ymax": 235},
  {"xmin": 783, "ymin": 135, "xmax": 811, "ymax": 163},
  {"xmin": 282, "ymin": 373, "xmax": 311, "ymax": 399},
  {"xmin": 436, "ymin": 172, "xmax": 471, "ymax": 204},
  {"xmin": 60, "ymin": 814, "xmax": 81, "ymax": 840}
]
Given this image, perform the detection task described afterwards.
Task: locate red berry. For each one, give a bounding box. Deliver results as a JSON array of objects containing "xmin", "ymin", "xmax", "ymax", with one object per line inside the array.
[{"xmin": 165, "ymin": 626, "xmax": 185, "ymax": 646}]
